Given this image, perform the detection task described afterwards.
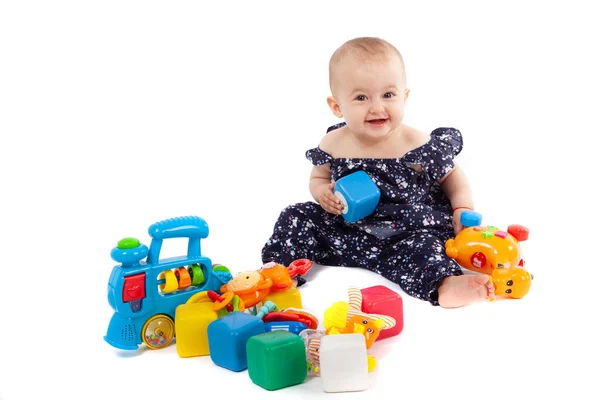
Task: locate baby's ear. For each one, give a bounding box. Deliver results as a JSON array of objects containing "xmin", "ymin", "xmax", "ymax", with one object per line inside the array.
[
  {"xmin": 404, "ymin": 88, "xmax": 410, "ymax": 102},
  {"xmin": 327, "ymin": 96, "xmax": 343, "ymax": 118}
]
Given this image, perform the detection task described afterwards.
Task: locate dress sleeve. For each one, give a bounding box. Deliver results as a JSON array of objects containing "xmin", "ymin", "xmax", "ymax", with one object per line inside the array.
[
  {"xmin": 421, "ymin": 128, "xmax": 463, "ymax": 181},
  {"xmin": 305, "ymin": 147, "xmax": 334, "ymax": 166}
]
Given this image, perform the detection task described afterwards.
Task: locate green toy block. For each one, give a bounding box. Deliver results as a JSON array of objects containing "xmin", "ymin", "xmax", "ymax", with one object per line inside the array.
[{"xmin": 246, "ymin": 331, "xmax": 307, "ymax": 391}]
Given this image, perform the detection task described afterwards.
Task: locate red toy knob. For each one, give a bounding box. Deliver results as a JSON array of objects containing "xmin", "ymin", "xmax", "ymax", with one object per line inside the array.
[
  {"xmin": 288, "ymin": 259, "xmax": 312, "ymax": 278},
  {"xmin": 507, "ymin": 225, "xmax": 529, "ymax": 241}
]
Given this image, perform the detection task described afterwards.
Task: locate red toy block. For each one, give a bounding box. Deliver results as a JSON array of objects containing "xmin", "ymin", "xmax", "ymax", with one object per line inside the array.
[{"xmin": 360, "ymin": 285, "xmax": 403, "ymax": 340}]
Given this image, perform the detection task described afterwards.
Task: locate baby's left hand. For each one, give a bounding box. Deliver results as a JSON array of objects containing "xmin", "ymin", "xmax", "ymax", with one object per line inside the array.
[{"xmin": 452, "ymin": 209, "xmax": 466, "ymax": 235}]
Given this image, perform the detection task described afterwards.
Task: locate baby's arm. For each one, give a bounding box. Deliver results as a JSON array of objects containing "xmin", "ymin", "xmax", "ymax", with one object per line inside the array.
[
  {"xmin": 440, "ymin": 164, "xmax": 474, "ymax": 234},
  {"xmin": 309, "ymin": 164, "xmax": 343, "ymax": 214}
]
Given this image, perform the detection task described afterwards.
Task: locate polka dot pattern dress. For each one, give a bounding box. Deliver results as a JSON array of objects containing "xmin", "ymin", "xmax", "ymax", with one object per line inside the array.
[{"xmin": 261, "ymin": 123, "xmax": 465, "ymax": 305}]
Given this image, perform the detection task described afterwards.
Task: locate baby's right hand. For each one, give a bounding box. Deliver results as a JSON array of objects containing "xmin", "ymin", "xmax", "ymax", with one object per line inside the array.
[{"xmin": 319, "ymin": 182, "xmax": 344, "ymax": 215}]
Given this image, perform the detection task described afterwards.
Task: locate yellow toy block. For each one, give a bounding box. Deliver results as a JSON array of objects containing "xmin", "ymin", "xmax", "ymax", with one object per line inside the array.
[
  {"xmin": 264, "ymin": 287, "xmax": 302, "ymax": 310},
  {"xmin": 175, "ymin": 292, "xmax": 218, "ymax": 358}
]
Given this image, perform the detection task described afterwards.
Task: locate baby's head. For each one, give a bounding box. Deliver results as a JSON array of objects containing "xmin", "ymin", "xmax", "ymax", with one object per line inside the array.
[{"xmin": 327, "ymin": 37, "xmax": 409, "ymax": 140}]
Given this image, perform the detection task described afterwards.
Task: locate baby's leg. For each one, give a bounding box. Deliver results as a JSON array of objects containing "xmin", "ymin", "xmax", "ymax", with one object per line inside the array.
[
  {"xmin": 381, "ymin": 232, "xmax": 493, "ymax": 307},
  {"xmin": 261, "ymin": 202, "xmax": 348, "ymax": 267}
]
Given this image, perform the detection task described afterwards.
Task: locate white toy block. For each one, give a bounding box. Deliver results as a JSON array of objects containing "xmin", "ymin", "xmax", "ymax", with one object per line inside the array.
[{"xmin": 319, "ymin": 334, "xmax": 369, "ymax": 393}]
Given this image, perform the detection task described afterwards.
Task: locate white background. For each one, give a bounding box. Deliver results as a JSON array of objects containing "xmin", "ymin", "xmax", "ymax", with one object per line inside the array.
[{"xmin": 1, "ymin": 1, "xmax": 598, "ymax": 399}]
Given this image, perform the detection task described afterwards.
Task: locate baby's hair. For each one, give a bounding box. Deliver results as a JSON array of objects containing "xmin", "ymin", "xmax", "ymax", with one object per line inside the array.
[{"xmin": 328, "ymin": 37, "xmax": 406, "ymax": 92}]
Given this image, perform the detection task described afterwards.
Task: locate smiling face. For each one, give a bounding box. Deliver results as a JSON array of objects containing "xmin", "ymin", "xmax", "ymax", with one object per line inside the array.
[{"xmin": 327, "ymin": 53, "xmax": 409, "ymax": 142}]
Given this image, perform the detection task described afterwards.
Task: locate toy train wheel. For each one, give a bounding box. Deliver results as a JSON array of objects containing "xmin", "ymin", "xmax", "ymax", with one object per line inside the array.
[{"xmin": 142, "ymin": 315, "xmax": 175, "ymax": 350}]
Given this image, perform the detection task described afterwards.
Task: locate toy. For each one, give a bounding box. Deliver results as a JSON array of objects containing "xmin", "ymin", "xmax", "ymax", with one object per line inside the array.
[
  {"xmin": 334, "ymin": 170, "xmax": 381, "ymax": 223},
  {"xmin": 175, "ymin": 291, "xmax": 219, "ymax": 357},
  {"xmin": 445, "ymin": 210, "xmax": 533, "ymax": 299},
  {"xmin": 360, "ymin": 285, "xmax": 404, "ymax": 340},
  {"xmin": 104, "ymin": 216, "xmax": 232, "ymax": 351},
  {"xmin": 247, "ymin": 331, "xmax": 308, "ymax": 391},
  {"xmin": 262, "ymin": 308, "xmax": 319, "ymax": 330},
  {"xmin": 319, "ymin": 334, "xmax": 369, "ymax": 393},
  {"xmin": 263, "ymin": 288, "xmax": 302, "ymax": 310},
  {"xmin": 220, "ymin": 259, "xmax": 312, "ymax": 309},
  {"xmin": 207, "ymin": 311, "xmax": 266, "ymax": 371},
  {"xmin": 264, "ymin": 321, "xmax": 308, "ymax": 335},
  {"xmin": 300, "ymin": 287, "xmax": 396, "ymax": 375}
]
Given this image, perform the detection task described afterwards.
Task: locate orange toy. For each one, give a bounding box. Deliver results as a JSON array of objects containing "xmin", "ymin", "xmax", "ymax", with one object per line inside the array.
[
  {"xmin": 220, "ymin": 259, "xmax": 313, "ymax": 308},
  {"xmin": 491, "ymin": 267, "xmax": 532, "ymax": 299},
  {"xmin": 323, "ymin": 288, "xmax": 395, "ymax": 349},
  {"xmin": 445, "ymin": 211, "xmax": 533, "ymax": 299},
  {"xmin": 301, "ymin": 287, "xmax": 396, "ymax": 375},
  {"xmin": 260, "ymin": 262, "xmax": 295, "ymax": 291},
  {"xmin": 220, "ymin": 270, "xmax": 272, "ymax": 308}
]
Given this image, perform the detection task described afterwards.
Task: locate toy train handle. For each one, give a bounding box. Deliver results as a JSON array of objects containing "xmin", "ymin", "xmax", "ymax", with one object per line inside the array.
[{"xmin": 146, "ymin": 216, "xmax": 209, "ymax": 264}]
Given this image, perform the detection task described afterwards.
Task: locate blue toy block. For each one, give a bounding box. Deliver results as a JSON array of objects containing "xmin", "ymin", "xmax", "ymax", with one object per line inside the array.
[
  {"xmin": 207, "ymin": 312, "xmax": 265, "ymax": 372},
  {"xmin": 460, "ymin": 210, "xmax": 483, "ymax": 227},
  {"xmin": 264, "ymin": 321, "xmax": 308, "ymax": 335},
  {"xmin": 334, "ymin": 171, "xmax": 381, "ymax": 223}
]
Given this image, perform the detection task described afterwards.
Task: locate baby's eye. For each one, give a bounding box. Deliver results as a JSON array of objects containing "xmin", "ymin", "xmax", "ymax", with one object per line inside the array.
[
  {"xmin": 355, "ymin": 95, "xmax": 367, "ymax": 101},
  {"xmin": 383, "ymin": 92, "xmax": 395, "ymax": 98}
]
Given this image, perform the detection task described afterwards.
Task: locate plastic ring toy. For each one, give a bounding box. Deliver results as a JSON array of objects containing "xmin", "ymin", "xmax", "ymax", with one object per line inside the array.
[
  {"xmin": 188, "ymin": 264, "xmax": 205, "ymax": 286},
  {"xmin": 213, "ymin": 291, "xmax": 234, "ymax": 311},
  {"xmin": 288, "ymin": 259, "xmax": 312, "ymax": 278},
  {"xmin": 175, "ymin": 267, "xmax": 192, "ymax": 289},
  {"xmin": 158, "ymin": 270, "xmax": 178, "ymax": 293}
]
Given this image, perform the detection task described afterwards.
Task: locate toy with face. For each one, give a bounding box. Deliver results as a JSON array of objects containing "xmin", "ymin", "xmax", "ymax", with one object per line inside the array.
[
  {"xmin": 491, "ymin": 267, "xmax": 533, "ymax": 299},
  {"xmin": 445, "ymin": 224, "xmax": 528, "ymax": 275},
  {"xmin": 220, "ymin": 271, "xmax": 272, "ymax": 308},
  {"xmin": 259, "ymin": 262, "xmax": 295, "ymax": 292},
  {"xmin": 445, "ymin": 216, "xmax": 533, "ymax": 299},
  {"xmin": 220, "ymin": 260, "xmax": 313, "ymax": 308}
]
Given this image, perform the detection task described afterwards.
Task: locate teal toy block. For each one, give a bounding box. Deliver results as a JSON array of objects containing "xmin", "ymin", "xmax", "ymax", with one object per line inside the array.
[
  {"xmin": 246, "ymin": 331, "xmax": 307, "ymax": 391},
  {"xmin": 207, "ymin": 312, "xmax": 265, "ymax": 372},
  {"xmin": 460, "ymin": 210, "xmax": 483, "ymax": 227},
  {"xmin": 334, "ymin": 170, "xmax": 381, "ymax": 223}
]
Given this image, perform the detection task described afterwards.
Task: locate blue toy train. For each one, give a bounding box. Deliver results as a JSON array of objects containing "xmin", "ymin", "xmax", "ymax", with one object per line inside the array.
[{"xmin": 104, "ymin": 216, "xmax": 232, "ymax": 350}]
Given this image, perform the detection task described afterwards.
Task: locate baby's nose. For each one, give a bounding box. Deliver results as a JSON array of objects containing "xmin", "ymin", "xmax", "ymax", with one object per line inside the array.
[{"xmin": 369, "ymin": 102, "xmax": 384, "ymax": 113}]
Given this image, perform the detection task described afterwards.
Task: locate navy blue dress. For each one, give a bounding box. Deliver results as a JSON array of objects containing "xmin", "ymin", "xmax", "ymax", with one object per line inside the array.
[{"xmin": 261, "ymin": 123, "xmax": 464, "ymax": 305}]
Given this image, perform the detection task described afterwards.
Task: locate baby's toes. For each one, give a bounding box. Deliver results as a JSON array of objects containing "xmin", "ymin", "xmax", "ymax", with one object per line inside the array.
[{"xmin": 485, "ymin": 279, "xmax": 496, "ymax": 298}]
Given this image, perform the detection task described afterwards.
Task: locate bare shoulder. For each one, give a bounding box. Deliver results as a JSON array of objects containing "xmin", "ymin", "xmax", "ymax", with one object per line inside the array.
[
  {"xmin": 400, "ymin": 125, "xmax": 432, "ymax": 150},
  {"xmin": 319, "ymin": 124, "xmax": 347, "ymax": 155}
]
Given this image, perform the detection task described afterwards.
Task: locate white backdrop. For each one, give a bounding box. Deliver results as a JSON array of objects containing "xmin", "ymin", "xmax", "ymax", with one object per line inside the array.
[{"xmin": 1, "ymin": 1, "xmax": 598, "ymax": 399}]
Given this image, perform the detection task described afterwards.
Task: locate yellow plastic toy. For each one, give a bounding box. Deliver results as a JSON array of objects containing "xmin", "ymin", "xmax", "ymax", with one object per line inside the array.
[
  {"xmin": 174, "ymin": 291, "xmax": 218, "ymax": 358},
  {"xmin": 300, "ymin": 287, "xmax": 396, "ymax": 374},
  {"xmin": 445, "ymin": 210, "xmax": 533, "ymax": 299},
  {"xmin": 263, "ymin": 287, "xmax": 302, "ymax": 310}
]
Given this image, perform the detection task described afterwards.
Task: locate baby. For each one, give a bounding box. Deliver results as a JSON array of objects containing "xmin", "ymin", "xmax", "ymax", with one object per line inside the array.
[{"xmin": 261, "ymin": 37, "xmax": 494, "ymax": 308}]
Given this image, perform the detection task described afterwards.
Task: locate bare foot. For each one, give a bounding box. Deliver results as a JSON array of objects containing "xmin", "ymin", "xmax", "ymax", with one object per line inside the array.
[{"xmin": 437, "ymin": 275, "xmax": 495, "ymax": 308}]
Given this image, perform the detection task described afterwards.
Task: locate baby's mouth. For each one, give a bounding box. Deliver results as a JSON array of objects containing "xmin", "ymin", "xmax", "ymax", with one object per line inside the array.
[{"xmin": 367, "ymin": 118, "xmax": 388, "ymax": 127}]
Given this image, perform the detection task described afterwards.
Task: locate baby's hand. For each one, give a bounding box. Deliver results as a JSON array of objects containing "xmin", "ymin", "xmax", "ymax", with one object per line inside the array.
[{"xmin": 319, "ymin": 182, "xmax": 344, "ymax": 215}]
